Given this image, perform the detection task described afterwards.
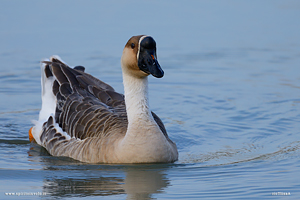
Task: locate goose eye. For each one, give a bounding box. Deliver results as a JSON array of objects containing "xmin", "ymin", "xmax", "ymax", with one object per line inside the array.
[{"xmin": 131, "ymin": 43, "xmax": 135, "ymax": 49}]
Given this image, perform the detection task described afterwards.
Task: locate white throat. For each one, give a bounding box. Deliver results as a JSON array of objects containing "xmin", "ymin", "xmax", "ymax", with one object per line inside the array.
[{"xmin": 122, "ymin": 71, "xmax": 156, "ymax": 130}]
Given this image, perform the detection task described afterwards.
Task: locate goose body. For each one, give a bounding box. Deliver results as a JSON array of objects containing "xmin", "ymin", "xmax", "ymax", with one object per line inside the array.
[{"xmin": 30, "ymin": 35, "xmax": 178, "ymax": 163}]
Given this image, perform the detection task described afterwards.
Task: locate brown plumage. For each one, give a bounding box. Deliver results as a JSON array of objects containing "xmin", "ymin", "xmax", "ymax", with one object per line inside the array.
[{"xmin": 31, "ymin": 35, "xmax": 178, "ymax": 163}]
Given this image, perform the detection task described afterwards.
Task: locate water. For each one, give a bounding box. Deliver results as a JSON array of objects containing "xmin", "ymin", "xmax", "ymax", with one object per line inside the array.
[{"xmin": 0, "ymin": 0, "xmax": 300, "ymax": 199}]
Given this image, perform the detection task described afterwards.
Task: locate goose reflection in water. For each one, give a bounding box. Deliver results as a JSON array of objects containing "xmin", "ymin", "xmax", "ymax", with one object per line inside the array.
[{"xmin": 28, "ymin": 144, "xmax": 171, "ymax": 200}]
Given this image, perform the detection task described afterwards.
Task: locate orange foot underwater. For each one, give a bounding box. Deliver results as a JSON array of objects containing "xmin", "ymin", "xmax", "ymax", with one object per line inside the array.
[{"xmin": 28, "ymin": 127, "xmax": 35, "ymax": 143}]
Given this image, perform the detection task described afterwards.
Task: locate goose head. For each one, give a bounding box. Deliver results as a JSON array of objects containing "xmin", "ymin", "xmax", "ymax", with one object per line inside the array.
[{"xmin": 121, "ymin": 35, "xmax": 164, "ymax": 78}]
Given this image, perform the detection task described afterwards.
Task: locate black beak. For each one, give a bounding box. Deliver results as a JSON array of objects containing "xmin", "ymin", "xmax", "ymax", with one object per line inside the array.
[{"xmin": 137, "ymin": 37, "xmax": 164, "ymax": 78}]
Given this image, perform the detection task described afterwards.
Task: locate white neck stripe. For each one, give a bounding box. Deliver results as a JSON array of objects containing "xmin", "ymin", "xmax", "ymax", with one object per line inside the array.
[{"xmin": 137, "ymin": 35, "xmax": 149, "ymax": 61}]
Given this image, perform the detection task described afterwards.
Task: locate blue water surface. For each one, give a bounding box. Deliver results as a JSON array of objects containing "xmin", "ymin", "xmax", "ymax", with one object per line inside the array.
[{"xmin": 0, "ymin": 1, "xmax": 300, "ymax": 199}]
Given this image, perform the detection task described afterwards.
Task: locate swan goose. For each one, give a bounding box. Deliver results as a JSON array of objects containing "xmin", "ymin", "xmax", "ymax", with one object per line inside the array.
[{"xmin": 29, "ymin": 35, "xmax": 178, "ymax": 163}]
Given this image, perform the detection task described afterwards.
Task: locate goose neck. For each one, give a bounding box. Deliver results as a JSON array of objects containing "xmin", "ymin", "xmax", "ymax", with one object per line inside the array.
[{"xmin": 122, "ymin": 72, "xmax": 153, "ymax": 126}]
